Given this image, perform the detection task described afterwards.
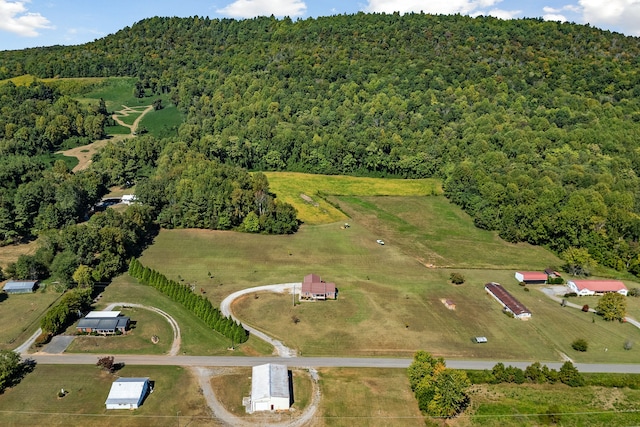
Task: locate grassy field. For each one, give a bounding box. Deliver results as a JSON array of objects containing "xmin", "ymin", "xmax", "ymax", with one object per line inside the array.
[
  {"xmin": 0, "ymin": 288, "xmax": 61, "ymax": 350},
  {"xmin": 0, "ymin": 365, "xmax": 213, "ymax": 427},
  {"xmin": 65, "ymin": 306, "xmax": 173, "ymax": 355},
  {"xmin": 140, "ymin": 104, "xmax": 183, "ymax": 138},
  {"xmin": 459, "ymin": 382, "xmax": 640, "ymax": 426},
  {"xmin": 264, "ymin": 172, "xmax": 442, "ymax": 224}
]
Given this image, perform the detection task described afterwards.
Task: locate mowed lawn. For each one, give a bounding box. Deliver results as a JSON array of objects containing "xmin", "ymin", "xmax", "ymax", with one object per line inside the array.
[
  {"xmin": 0, "ymin": 365, "xmax": 211, "ymax": 427},
  {"xmin": 0, "ymin": 289, "xmax": 61, "ymax": 350}
]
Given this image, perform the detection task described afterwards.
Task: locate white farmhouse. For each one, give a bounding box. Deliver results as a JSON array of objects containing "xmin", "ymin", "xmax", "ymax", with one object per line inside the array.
[
  {"xmin": 567, "ymin": 280, "xmax": 628, "ymax": 296},
  {"xmin": 250, "ymin": 364, "xmax": 290, "ymax": 412},
  {"xmin": 105, "ymin": 377, "xmax": 151, "ymax": 410}
]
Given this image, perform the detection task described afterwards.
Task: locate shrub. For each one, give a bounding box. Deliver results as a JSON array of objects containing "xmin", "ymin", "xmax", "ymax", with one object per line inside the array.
[
  {"xmin": 582, "ymin": 304, "xmax": 589, "ymax": 312},
  {"xmin": 564, "ymin": 292, "xmax": 578, "ymax": 298},
  {"xmin": 628, "ymin": 288, "xmax": 640, "ymax": 297},
  {"xmin": 572, "ymin": 338, "xmax": 588, "ymax": 352},
  {"xmin": 450, "ymin": 272, "xmax": 465, "ymax": 285},
  {"xmin": 34, "ymin": 332, "xmax": 52, "ymax": 347},
  {"xmin": 624, "ymin": 340, "xmax": 634, "ymax": 351}
]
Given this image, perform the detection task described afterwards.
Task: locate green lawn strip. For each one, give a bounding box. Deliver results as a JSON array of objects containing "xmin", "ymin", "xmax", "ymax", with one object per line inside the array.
[
  {"xmin": 139, "ymin": 104, "xmax": 183, "ymax": 137},
  {"xmin": 105, "ymin": 124, "xmax": 131, "ymax": 135},
  {"xmin": 98, "ymin": 274, "xmax": 271, "ymax": 356},
  {"xmin": 0, "ymin": 364, "xmax": 209, "ymax": 427},
  {"xmin": 65, "ymin": 307, "xmax": 173, "ymax": 355},
  {"xmin": 0, "ymin": 290, "xmax": 62, "ymax": 350},
  {"xmin": 466, "ymin": 382, "xmax": 640, "ymax": 426}
]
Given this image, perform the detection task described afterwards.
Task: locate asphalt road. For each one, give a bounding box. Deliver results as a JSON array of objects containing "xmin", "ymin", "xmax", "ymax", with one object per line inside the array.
[{"xmin": 26, "ymin": 354, "xmax": 640, "ymax": 373}]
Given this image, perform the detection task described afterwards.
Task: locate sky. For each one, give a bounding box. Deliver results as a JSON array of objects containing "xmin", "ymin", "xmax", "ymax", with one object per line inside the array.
[{"xmin": 1, "ymin": 0, "xmax": 639, "ymax": 51}]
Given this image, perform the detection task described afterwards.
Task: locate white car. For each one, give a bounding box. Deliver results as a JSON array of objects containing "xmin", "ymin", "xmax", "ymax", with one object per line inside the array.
[{"xmin": 376, "ymin": 239, "xmax": 385, "ymax": 245}]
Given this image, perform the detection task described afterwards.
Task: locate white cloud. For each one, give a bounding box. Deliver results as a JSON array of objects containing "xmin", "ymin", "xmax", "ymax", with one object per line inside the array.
[
  {"xmin": 0, "ymin": 0, "xmax": 53, "ymax": 37},
  {"xmin": 487, "ymin": 8, "xmax": 521, "ymax": 19},
  {"xmin": 579, "ymin": 0, "xmax": 640, "ymax": 35},
  {"xmin": 216, "ymin": 0, "xmax": 307, "ymax": 18},
  {"xmin": 364, "ymin": 0, "xmax": 501, "ymax": 15},
  {"xmin": 543, "ymin": 12, "xmax": 568, "ymax": 22}
]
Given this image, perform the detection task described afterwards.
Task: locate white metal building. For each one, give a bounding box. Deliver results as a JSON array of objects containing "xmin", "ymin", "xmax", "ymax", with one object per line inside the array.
[
  {"xmin": 105, "ymin": 377, "xmax": 151, "ymax": 410},
  {"xmin": 250, "ymin": 364, "xmax": 290, "ymax": 412},
  {"xmin": 3, "ymin": 280, "xmax": 38, "ymax": 294}
]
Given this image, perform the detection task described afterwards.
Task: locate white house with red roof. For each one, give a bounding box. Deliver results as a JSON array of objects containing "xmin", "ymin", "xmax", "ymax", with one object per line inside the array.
[
  {"xmin": 514, "ymin": 271, "xmax": 548, "ymax": 284},
  {"xmin": 567, "ymin": 280, "xmax": 628, "ymax": 296}
]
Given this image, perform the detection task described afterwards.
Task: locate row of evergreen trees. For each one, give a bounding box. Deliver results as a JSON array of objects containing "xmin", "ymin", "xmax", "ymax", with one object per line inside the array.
[{"xmin": 128, "ymin": 258, "xmax": 249, "ymax": 344}]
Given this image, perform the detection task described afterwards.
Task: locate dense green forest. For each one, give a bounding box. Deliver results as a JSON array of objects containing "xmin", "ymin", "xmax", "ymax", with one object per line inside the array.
[{"xmin": 2, "ymin": 13, "xmax": 640, "ymax": 275}]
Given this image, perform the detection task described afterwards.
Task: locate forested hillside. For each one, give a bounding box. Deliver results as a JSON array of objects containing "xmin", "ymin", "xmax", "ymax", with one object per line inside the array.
[{"xmin": 2, "ymin": 13, "xmax": 640, "ymax": 275}]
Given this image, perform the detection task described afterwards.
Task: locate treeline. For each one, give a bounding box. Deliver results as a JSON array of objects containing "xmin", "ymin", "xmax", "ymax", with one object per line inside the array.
[
  {"xmin": 39, "ymin": 288, "xmax": 92, "ymax": 338},
  {"xmin": 468, "ymin": 361, "xmax": 585, "ymax": 387},
  {"xmin": 128, "ymin": 259, "xmax": 249, "ymax": 344},
  {"xmin": 2, "ymin": 13, "xmax": 640, "ymax": 274}
]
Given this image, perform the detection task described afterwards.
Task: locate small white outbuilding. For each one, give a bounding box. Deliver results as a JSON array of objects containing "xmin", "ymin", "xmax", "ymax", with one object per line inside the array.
[
  {"xmin": 105, "ymin": 377, "xmax": 151, "ymax": 410},
  {"xmin": 250, "ymin": 364, "xmax": 290, "ymax": 412}
]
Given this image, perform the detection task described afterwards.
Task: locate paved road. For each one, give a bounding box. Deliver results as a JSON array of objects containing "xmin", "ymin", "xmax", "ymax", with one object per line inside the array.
[{"xmin": 24, "ymin": 354, "xmax": 640, "ymax": 373}]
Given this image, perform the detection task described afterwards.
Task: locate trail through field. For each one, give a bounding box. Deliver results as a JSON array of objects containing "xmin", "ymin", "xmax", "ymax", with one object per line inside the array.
[{"xmin": 58, "ymin": 104, "xmax": 153, "ymax": 172}]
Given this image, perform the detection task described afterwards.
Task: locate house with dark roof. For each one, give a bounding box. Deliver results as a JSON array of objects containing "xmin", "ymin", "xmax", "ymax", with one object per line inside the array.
[
  {"xmin": 567, "ymin": 280, "xmax": 628, "ymax": 296},
  {"xmin": 77, "ymin": 311, "xmax": 130, "ymax": 335},
  {"xmin": 3, "ymin": 280, "xmax": 38, "ymax": 294},
  {"xmin": 300, "ymin": 274, "xmax": 337, "ymax": 300},
  {"xmin": 485, "ymin": 282, "xmax": 531, "ymax": 319},
  {"xmin": 514, "ymin": 271, "xmax": 547, "ymax": 284}
]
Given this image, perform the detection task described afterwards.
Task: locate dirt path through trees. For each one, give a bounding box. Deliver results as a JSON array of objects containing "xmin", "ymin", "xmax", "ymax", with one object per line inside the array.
[{"xmin": 58, "ymin": 104, "xmax": 153, "ymax": 172}]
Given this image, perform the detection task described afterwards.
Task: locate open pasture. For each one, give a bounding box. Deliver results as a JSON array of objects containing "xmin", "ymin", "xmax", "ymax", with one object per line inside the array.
[
  {"xmin": 0, "ymin": 364, "xmax": 211, "ymax": 427},
  {"xmin": 137, "ymin": 192, "xmax": 640, "ymax": 362},
  {"xmin": 264, "ymin": 172, "xmax": 441, "ymax": 224}
]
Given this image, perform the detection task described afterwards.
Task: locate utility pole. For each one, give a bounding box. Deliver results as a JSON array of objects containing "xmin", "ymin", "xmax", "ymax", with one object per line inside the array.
[{"xmin": 292, "ymin": 284, "xmax": 295, "ymax": 306}]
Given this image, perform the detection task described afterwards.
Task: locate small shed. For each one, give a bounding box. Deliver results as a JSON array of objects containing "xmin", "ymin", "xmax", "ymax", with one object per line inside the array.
[
  {"xmin": 105, "ymin": 377, "xmax": 151, "ymax": 409},
  {"xmin": 3, "ymin": 280, "xmax": 38, "ymax": 294},
  {"xmin": 441, "ymin": 299, "xmax": 456, "ymax": 310},
  {"xmin": 250, "ymin": 364, "xmax": 290, "ymax": 412},
  {"xmin": 514, "ymin": 272, "xmax": 547, "ymax": 284}
]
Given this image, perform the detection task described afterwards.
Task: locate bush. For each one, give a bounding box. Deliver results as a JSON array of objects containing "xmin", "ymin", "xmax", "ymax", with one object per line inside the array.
[
  {"xmin": 571, "ymin": 338, "xmax": 588, "ymax": 352},
  {"xmin": 450, "ymin": 272, "xmax": 465, "ymax": 285},
  {"xmin": 628, "ymin": 288, "xmax": 640, "ymax": 297},
  {"xmin": 582, "ymin": 304, "xmax": 589, "ymax": 312},
  {"xmin": 624, "ymin": 340, "xmax": 633, "ymax": 351},
  {"xmin": 34, "ymin": 332, "xmax": 52, "ymax": 347},
  {"xmin": 564, "ymin": 292, "xmax": 578, "ymax": 298}
]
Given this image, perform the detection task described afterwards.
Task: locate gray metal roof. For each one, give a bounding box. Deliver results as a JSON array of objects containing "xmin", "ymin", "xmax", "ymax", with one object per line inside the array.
[
  {"xmin": 3, "ymin": 280, "xmax": 38, "ymax": 291},
  {"xmin": 252, "ymin": 363, "xmax": 289, "ymax": 400},
  {"xmin": 77, "ymin": 316, "xmax": 129, "ymax": 331}
]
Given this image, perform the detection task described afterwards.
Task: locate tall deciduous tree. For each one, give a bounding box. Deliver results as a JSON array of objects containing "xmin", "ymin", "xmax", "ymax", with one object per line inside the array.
[{"xmin": 596, "ymin": 292, "xmax": 627, "ymax": 321}]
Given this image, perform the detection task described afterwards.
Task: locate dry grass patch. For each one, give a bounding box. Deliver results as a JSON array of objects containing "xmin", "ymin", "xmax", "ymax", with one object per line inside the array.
[
  {"xmin": 264, "ymin": 172, "xmax": 441, "ymax": 225},
  {"xmin": 0, "ymin": 240, "xmax": 39, "ymax": 268},
  {"xmin": 317, "ymin": 368, "xmax": 424, "ymax": 427}
]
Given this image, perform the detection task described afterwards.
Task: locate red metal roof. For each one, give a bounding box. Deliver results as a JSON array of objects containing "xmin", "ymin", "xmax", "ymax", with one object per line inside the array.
[
  {"xmin": 301, "ymin": 274, "xmax": 335, "ymax": 295},
  {"xmin": 570, "ymin": 280, "xmax": 627, "ymax": 292},
  {"xmin": 485, "ymin": 282, "xmax": 531, "ymax": 316},
  {"xmin": 517, "ymin": 271, "xmax": 548, "ymax": 281}
]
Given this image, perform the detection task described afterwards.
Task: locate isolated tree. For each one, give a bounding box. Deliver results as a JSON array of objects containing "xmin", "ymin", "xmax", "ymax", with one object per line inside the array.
[
  {"xmin": 559, "ymin": 361, "xmax": 584, "ymax": 387},
  {"xmin": 596, "ymin": 292, "xmax": 627, "ymax": 321},
  {"xmin": 96, "ymin": 356, "xmax": 115, "ymax": 373},
  {"xmin": 571, "ymin": 338, "xmax": 588, "ymax": 352},
  {"xmin": 427, "ymin": 369, "xmax": 471, "ymax": 418},
  {"xmin": 449, "ymin": 272, "xmax": 465, "ymax": 285},
  {"xmin": 0, "ymin": 350, "xmax": 23, "ymax": 392}
]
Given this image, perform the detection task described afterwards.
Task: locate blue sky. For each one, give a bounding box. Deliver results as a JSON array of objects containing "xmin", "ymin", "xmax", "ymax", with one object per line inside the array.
[{"xmin": 1, "ymin": 0, "xmax": 638, "ymax": 51}]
